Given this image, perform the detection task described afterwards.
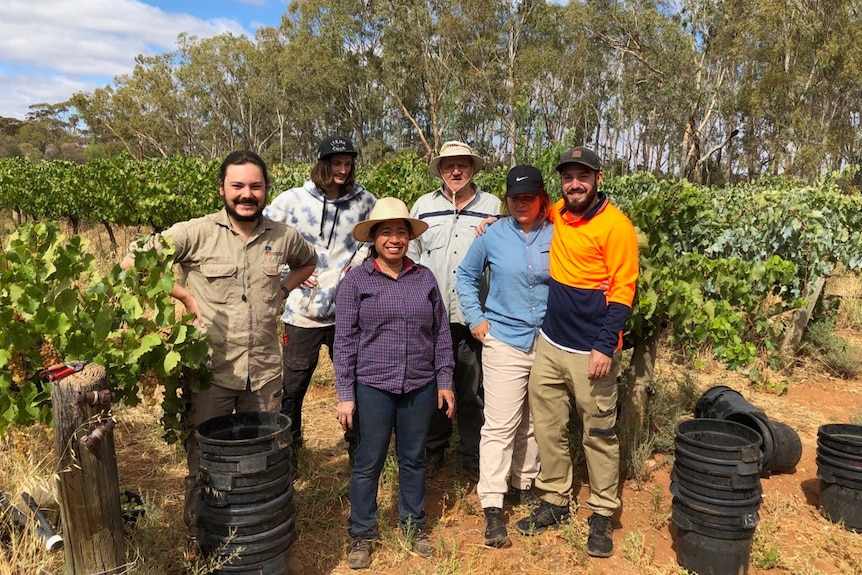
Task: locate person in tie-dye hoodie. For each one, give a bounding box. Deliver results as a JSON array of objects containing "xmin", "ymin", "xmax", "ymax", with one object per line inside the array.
[{"xmin": 264, "ymin": 135, "xmax": 376, "ymax": 475}]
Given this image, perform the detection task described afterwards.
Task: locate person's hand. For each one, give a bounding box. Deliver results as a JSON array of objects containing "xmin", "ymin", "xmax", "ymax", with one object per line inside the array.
[
  {"xmin": 336, "ymin": 400, "xmax": 355, "ymax": 430},
  {"xmin": 475, "ymin": 216, "xmax": 499, "ymax": 236},
  {"xmin": 470, "ymin": 321, "xmax": 490, "ymax": 343},
  {"xmin": 178, "ymin": 292, "xmax": 205, "ymax": 329},
  {"xmin": 438, "ymin": 390, "xmax": 455, "ymax": 419},
  {"xmin": 302, "ymin": 272, "xmax": 319, "ymax": 290},
  {"xmin": 600, "ymin": 279, "xmax": 609, "ymax": 294},
  {"xmin": 588, "ymin": 349, "xmax": 612, "ymax": 380}
]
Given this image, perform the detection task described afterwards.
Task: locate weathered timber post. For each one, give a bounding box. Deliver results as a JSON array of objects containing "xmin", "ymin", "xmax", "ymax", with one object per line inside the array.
[
  {"xmin": 51, "ymin": 362, "xmax": 125, "ymax": 574},
  {"xmin": 621, "ymin": 332, "xmax": 658, "ymax": 433},
  {"xmin": 780, "ymin": 276, "xmax": 827, "ymax": 359}
]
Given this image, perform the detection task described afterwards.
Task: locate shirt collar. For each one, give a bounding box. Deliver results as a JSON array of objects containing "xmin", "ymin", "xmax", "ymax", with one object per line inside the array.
[
  {"xmin": 369, "ymin": 257, "xmax": 417, "ymax": 276},
  {"xmin": 559, "ymin": 192, "xmax": 608, "ymax": 224}
]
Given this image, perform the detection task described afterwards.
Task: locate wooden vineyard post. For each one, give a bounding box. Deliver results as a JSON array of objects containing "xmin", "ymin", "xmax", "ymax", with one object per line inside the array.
[{"xmin": 51, "ymin": 362, "xmax": 125, "ymax": 574}]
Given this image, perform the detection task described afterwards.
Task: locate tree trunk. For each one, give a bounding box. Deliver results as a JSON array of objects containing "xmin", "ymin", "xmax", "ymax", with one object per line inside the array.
[
  {"xmin": 101, "ymin": 220, "xmax": 118, "ymax": 252},
  {"xmin": 52, "ymin": 363, "xmax": 125, "ymax": 575}
]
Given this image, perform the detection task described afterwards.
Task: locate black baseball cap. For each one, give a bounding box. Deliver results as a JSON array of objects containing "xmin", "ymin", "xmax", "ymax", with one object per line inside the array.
[
  {"xmin": 505, "ymin": 165, "xmax": 545, "ymax": 196},
  {"xmin": 556, "ymin": 146, "xmax": 601, "ymax": 172},
  {"xmin": 317, "ymin": 135, "xmax": 358, "ymax": 160}
]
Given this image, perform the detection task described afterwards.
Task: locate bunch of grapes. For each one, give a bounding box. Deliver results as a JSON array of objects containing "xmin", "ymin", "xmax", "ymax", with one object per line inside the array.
[
  {"xmin": 8, "ymin": 353, "xmax": 27, "ymax": 387},
  {"xmin": 39, "ymin": 336, "xmax": 62, "ymax": 368},
  {"xmin": 138, "ymin": 368, "xmax": 161, "ymax": 406}
]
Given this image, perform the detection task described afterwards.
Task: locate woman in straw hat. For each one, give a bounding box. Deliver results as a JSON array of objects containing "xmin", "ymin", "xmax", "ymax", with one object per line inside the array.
[{"xmin": 333, "ymin": 197, "xmax": 456, "ymax": 570}]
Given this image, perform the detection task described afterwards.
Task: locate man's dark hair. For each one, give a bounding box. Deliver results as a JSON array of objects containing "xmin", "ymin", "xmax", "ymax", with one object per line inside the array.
[
  {"xmin": 311, "ymin": 156, "xmax": 356, "ymax": 194},
  {"xmin": 218, "ymin": 150, "xmax": 270, "ymax": 190}
]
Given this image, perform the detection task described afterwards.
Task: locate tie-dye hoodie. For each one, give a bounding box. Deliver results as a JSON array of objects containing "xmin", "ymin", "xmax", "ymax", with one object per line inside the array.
[{"xmin": 264, "ymin": 180, "xmax": 376, "ymax": 328}]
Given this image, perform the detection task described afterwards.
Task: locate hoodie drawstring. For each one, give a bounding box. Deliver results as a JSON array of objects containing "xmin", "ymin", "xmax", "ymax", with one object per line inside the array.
[{"xmin": 319, "ymin": 196, "xmax": 340, "ymax": 250}]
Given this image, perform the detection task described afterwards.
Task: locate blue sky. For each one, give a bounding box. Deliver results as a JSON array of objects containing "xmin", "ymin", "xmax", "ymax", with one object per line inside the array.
[{"xmin": 0, "ymin": 0, "xmax": 288, "ymax": 120}]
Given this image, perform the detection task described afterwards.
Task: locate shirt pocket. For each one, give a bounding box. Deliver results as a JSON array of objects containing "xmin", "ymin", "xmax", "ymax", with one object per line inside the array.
[
  {"xmin": 537, "ymin": 235, "xmax": 552, "ymax": 278},
  {"xmin": 261, "ymin": 260, "xmax": 283, "ymax": 303},
  {"xmin": 421, "ymin": 222, "xmax": 449, "ymax": 255},
  {"xmin": 199, "ymin": 262, "xmax": 238, "ymax": 305}
]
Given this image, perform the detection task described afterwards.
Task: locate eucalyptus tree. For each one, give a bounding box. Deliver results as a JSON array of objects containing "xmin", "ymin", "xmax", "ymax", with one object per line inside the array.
[
  {"xmin": 175, "ymin": 32, "xmax": 282, "ymax": 157},
  {"xmin": 276, "ymin": 0, "xmax": 388, "ymax": 159},
  {"xmin": 71, "ymin": 51, "xmax": 192, "ymax": 159},
  {"xmin": 717, "ymin": 0, "xmax": 862, "ymax": 177}
]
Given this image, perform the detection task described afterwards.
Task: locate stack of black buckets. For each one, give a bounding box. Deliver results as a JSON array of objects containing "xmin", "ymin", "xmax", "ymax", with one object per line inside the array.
[
  {"xmin": 671, "ymin": 418, "xmax": 763, "ymax": 575},
  {"xmin": 670, "ymin": 386, "xmax": 803, "ymax": 575},
  {"xmin": 196, "ymin": 412, "xmax": 297, "ymax": 575},
  {"xmin": 816, "ymin": 423, "xmax": 862, "ymax": 532}
]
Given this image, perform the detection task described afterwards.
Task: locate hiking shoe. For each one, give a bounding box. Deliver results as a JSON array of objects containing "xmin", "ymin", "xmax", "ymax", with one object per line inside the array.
[
  {"xmin": 483, "ymin": 507, "xmax": 510, "ymax": 548},
  {"xmin": 411, "ymin": 530, "xmax": 435, "ymax": 558},
  {"xmin": 426, "ymin": 449, "xmax": 444, "ymax": 478},
  {"xmin": 346, "ymin": 538, "xmax": 373, "ymax": 569},
  {"xmin": 586, "ymin": 513, "xmax": 613, "ymax": 557},
  {"xmin": 514, "ymin": 500, "xmax": 570, "ymax": 536},
  {"xmin": 504, "ymin": 486, "xmax": 540, "ymax": 507}
]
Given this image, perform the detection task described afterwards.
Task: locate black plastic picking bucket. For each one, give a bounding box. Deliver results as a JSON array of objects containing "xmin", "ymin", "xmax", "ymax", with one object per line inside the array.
[
  {"xmin": 196, "ymin": 412, "xmax": 296, "ymax": 575},
  {"xmin": 694, "ymin": 385, "xmax": 802, "ymax": 475},
  {"xmin": 817, "ymin": 423, "xmax": 862, "ymax": 532}
]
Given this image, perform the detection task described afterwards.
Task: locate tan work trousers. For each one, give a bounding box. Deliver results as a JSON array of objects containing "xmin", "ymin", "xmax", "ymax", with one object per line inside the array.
[
  {"xmin": 477, "ymin": 334, "xmax": 541, "ymax": 509},
  {"xmin": 529, "ymin": 337, "xmax": 620, "ymax": 515}
]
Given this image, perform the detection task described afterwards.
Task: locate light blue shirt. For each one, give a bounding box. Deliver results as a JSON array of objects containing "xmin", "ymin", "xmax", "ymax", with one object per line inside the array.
[{"xmin": 456, "ymin": 216, "xmax": 553, "ymax": 353}]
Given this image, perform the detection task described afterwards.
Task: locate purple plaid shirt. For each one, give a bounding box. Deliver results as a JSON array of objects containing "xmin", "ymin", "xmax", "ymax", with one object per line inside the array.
[{"xmin": 334, "ymin": 257, "xmax": 454, "ymax": 402}]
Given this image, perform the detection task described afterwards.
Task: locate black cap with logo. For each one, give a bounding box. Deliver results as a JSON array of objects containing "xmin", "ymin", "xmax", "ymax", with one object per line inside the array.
[
  {"xmin": 317, "ymin": 136, "xmax": 358, "ymax": 160},
  {"xmin": 505, "ymin": 165, "xmax": 545, "ymax": 196}
]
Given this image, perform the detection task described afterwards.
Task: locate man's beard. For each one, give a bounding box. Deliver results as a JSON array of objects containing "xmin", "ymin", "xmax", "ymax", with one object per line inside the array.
[
  {"xmin": 564, "ymin": 187, "xmax": 597, "ymax": 216},
  {"xmin": 225, "ymin": 198, "xmax": 263, "ymax": 222}
]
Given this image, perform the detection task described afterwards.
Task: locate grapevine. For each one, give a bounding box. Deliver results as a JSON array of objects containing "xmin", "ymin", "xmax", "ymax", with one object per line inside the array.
[{"xmin": 0, "ymin": 222, "xmax": 210, "ymax": 442}]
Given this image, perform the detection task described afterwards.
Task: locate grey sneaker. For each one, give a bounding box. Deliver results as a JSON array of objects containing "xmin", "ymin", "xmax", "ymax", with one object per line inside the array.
[
  {"xmin": 411, "ymin": 530, "xmax": 435, "ymax": 558},
  {"xmin": 483, "ymin": 507, "xmax": 510, "ymax": 548},
  {"xmin": 586, "ymin": 513, "xmax": 613, "ymax": 557},
  {"xmin": 346, "ymin": 538, "xmax": 373, "ymax": 569},
  {"xmin": 514, "ymin": 500, "xmax": 570, "ymax": 536}
]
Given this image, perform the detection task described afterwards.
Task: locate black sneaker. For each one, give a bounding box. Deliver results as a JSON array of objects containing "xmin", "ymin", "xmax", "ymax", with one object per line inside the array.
[
  {"xmin": 346, "ymin": 538, "xmax": 373, "ymax": 569},
  {"xmin": 514, "ymin": 500, "xmax": 570, "ymax": 536},
  {"xmin": 504, "ymin": 486, "xmax": 540, "ymax": 507},
  {"xmin": 483, "ymin": 507, "xmax": 510, "ymax": 548},
  {"xmin": 586, "ymin": 513, "xmax": 613, "ymax": 557},
  {"xmin": 426, "ymin": 449, "xmax": 444, "ymax": 478}
]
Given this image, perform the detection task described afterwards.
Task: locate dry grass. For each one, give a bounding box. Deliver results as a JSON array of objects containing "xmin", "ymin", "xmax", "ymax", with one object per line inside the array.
[{"xmin": 825, "ymin": 273, "xmax": 862, "ymax": 331}]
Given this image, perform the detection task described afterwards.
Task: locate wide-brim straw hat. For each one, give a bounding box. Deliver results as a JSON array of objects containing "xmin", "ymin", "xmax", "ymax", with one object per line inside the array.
[
  {"xmin": 352, "ymin": 197, "xmax": 429, "ymax": 242},
  {"xmin": 428, "ymin": 141, "xmax": 485, "ymax": 178}
]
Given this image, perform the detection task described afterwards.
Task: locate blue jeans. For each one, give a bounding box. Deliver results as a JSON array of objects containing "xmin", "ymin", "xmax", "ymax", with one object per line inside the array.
[{"xmin": 349, "ymin": 381, "xmax": 437, "ymax": 539}]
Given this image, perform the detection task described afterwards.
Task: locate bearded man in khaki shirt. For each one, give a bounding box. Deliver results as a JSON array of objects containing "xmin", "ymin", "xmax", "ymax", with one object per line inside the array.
[{"xmin": 121, "ymin": 150, "xmax": 317, "ymax": 545}]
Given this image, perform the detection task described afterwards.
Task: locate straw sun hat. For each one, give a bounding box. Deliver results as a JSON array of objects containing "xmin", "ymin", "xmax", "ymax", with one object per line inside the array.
[
  {"xmin": 352, "ymin": 197, "xmax": 429, "ymax": 242},
  {"xmin": 428, "ymin": 141, "xmax": 485, "ymax": 178}
]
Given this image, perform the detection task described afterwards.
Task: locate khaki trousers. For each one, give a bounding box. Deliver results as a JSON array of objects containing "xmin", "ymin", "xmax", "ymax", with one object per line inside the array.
[
  {"xmin": 529, "ymin": 337, "xmax": 620, "ymax": 515},
  {"xmin": 477, "ymin": 334, "xmax": 540, "ymax": 509}
]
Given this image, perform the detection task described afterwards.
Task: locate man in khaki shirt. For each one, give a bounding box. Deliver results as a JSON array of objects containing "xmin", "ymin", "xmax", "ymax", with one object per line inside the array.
[{"xmin": 121, "ymin": 150, "xmax": 317, "ymax": 544}]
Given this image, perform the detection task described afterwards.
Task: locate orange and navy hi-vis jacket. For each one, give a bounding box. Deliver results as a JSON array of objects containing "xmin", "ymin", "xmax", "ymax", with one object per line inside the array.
[{"xmin": 541, "ymin": 193, "xmax": 639, "ymax": 358}]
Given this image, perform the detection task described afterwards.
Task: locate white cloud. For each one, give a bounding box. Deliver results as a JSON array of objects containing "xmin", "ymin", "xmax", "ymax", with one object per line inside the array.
[{"xmin": 0, "ymin": 0, "xmax": 248, "ymax": 118}]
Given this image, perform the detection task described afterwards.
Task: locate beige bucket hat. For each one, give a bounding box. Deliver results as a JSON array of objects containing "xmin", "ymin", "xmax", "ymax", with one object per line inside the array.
[
  {"xmin": 428, "ymin": 141, "xmax": 485, "ymax": 178},
  {"xmin": 352, "ymin": 197, "xmax": 429, "ymax": 242}
]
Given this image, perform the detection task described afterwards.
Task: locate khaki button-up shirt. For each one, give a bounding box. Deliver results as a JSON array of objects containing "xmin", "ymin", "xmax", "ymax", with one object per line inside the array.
[{"xmin": 143, "ymin": 209, "xmax": 318, "ymax": 391}]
